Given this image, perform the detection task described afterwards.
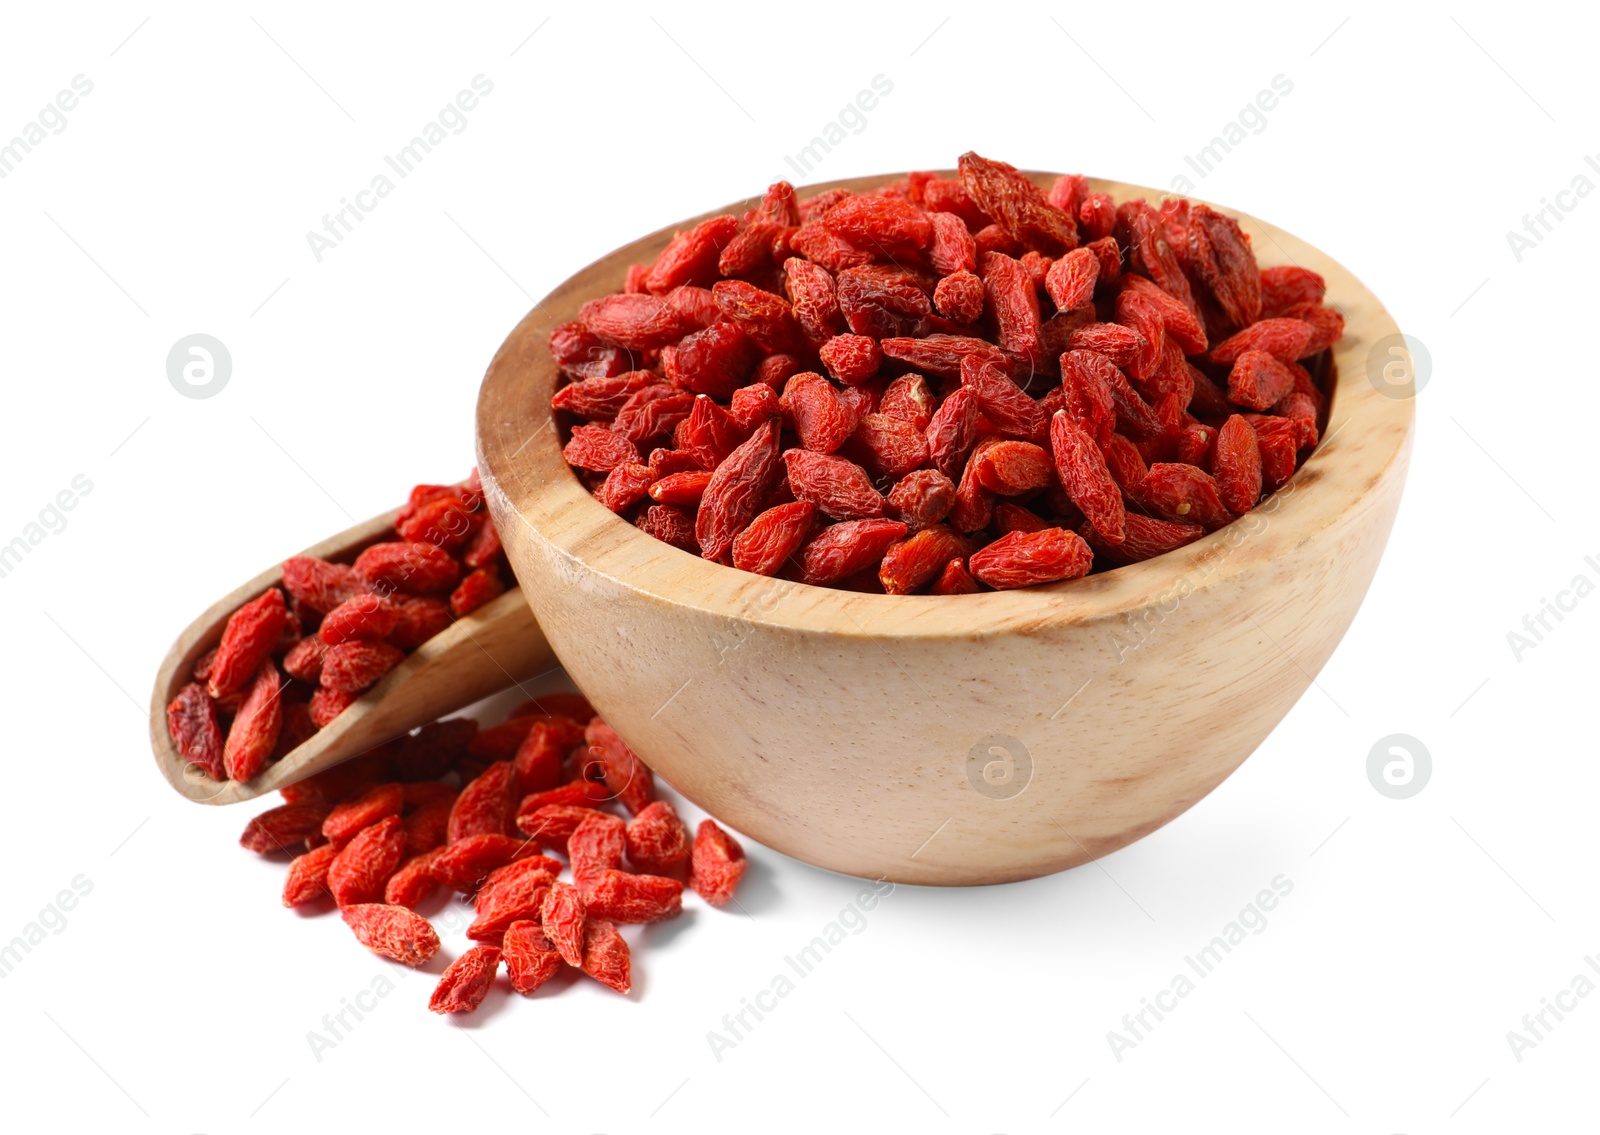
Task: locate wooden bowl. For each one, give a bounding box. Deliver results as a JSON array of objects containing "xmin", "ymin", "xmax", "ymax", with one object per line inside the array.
[{"xmin": 476, "ymin": 172, "xmax": 1416, "ymax": 885}]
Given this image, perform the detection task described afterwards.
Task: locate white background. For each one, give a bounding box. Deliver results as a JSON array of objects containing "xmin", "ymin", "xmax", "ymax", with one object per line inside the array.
[{"xmin": 0, "ymin": 2, "xmax": 1593, "ymax": 1131}]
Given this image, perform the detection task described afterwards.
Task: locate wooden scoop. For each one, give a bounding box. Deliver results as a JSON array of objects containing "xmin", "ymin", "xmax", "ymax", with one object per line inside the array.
[{"xmin": 148, "ymin": 502, "xmax": 553, "ymax": 805}]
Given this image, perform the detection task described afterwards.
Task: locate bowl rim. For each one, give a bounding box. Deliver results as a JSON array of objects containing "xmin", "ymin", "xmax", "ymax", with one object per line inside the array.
[{"xmin": 477, "ymin": 170, "xmax": 1415, "ymax": 639}]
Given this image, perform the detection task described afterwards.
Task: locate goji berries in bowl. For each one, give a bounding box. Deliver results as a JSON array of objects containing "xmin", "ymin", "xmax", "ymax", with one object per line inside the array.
[{"xmin": 477, "ymin": 167, "xmax": 1415, "ymax": 885}]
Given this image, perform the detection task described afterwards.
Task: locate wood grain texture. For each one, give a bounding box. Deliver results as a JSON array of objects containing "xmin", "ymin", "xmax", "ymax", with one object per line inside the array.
[
  {"xmin": 477, "ymin": 170, "xmax": 1416, "ymax": 885},
  {"xmin": 149, "ymin": 504, "xmax": 554, "ymax": 805}
]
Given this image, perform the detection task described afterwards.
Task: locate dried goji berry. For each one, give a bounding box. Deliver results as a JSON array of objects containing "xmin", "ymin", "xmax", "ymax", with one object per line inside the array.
[
  {"xmin": 449, "ymin": 567, "xmax": 505, "ymax": 618},
  {"xmin": 819, "ymin": 334, "xmax": 883, "ymax": 385},
  {"xmin": 886, "ymin": 469, "xmax": 956, "ymax": 531},
  {"xmin": 449, "ymin": 761, "xmax": 517, "ymax": 843},
  {"xmin": 1142, "ymin": 463, "xmax": 1232, "ymax": 528},
  {"xmin": 823, "ymin": 193, "xmax": 932, "ymax": 250},
  {"xmin": 503, "ymin": 921, "xmax": 565, "ymax": 995},
  {"xmin": 432, "ymin": 835, "xmax": 552, "ymax": 893},
  {"xmin": 208, "ymin": 588, "xmax": 288, "ymax": 700},
  {"xmin": 799, "ymin": 518, "xmax": 908, "ymax": 585},
  {"xmin": 1050, "ymin": 413, "xmax": 1125, "ymax": 544},
  {"xmin": 551, "ymin": 371, "xmax": 659, "ymax": 420},
  {"xmin": 342, "ymin": 903, "xmax": 441, "ymax": 967},
  {"xmin": 167, "ymin": 682, "xmax": 225, "ymax": 781},
  {"xmin": 283, "ymin": 843, "xmax": 340, "ymax": 907},
  {"xmin": 429, "ymin": 945, "xmax": 501, "ymax": 1014},
  {"xmin": 241, "ymin": 800, "xmax": 331, "ymax": 855},
  {"xmin": 282, "ymin": 557, "xmax": 365, "ymax": 615},
  {"xmin": 731, "ymin": 500, "xmax": 815, "ymax": 577},
  {"xmin": 972, "ymin": 439, "xmax": 1053, "ymax": 496},
  {"xmin": 879, "ymin": 525, "xmax": 974, "ymax": 595},
  {"xmin": 845, "ymin": 414, "xmax": 929, "ymax": 481},
  {"xmin": 981, "ymin": 251, "xmax": 1042, "ymax": 360},
  {"xmin": 579, "ymin": 292, "xmax": 693, "ymax": 350},
  {"xmin": 224, "ymin": 659, "xmax": 283, "ymax": 782},
  {"xmin": 353, "ymin": 541, "xmax": 461, "ymax": 596},
  {"xmin": 1227, "ymin": 349, "xmax": 1297, "ymax": 411},
  {"xmin": 660, "ymin": 321, "xmax": 765, "ymax": 398},
  {"xmin": 1213, "ymin": 415, "xmax": 1263, "ymax": 515},
  {"xmin": 326, "ymin": 814, "xmax": 405, "ymax": 906},
  {"xmin": 281, "ymin": 636, "xmax": 327, "ymax": 683},
  {"xmin": 929, "ymin": 557, "xmax": 980, "ymax": 595},
  {"xmin": 1207, "ymin": 318, "xmax": 1314, "ymax": 365},
  {"xmin": 512, "ymin": 717, "xmax": 586, "ymax": 795},
  {"xmin": 583, "ymin": 720, "xmax": 656, "ymax": 816},
  {"xmin": 469, "ymin": 866, "xmax": 556, "ymax": 942},
  {"xmin": 385, "ymin": 847, "xmax": 447, "ymax": 908},
  {"xmin": 563, "ymin": 423, "xmax": 642, "ymax": 473},
  {"xmin": 569, "ymin": 812, "xmax": 627, "ymax": 887},
  {"xmin": 696, "ymin": 419, "xmax": 780, "ymax": 562},
  {"xmin": 968, "ymin": 527, "xmax": 1093, "ymax": 589},
  {"xmin": 783, "ymin": 449, "xmax": 885, "ymax": 521},
  {"xmin": 711, "ymin": 279, "xmax": 809, "ymax": 354},
  {"xmin": 540, "ymin": 881, "xmax": 588, "ymax": 967},
  {"xmin": 318, "ymin": 594, "xmax": 402, "ymax": 645},
  {"xmin": 387, "ymin": 596, "xmax": 454, "ymax": 650},
  {"xmin": 1045, "ymin": 247, "xmax": 1098, "ymax": 312},
  {"xmin": 957, "ymin": 151, "xmax": 1077, "ymax": 254},
  {"xmin": 690, "ymin": 820, "xmax": 747, "ymax": 907},
  {"xmin": 624, "ymin": 801, "xmax": 691, "ymax": 875},
  {"xmin": 582, "ymin": 869, "xmax": 683, "ymax": 924},
  {"xmin": 323, "ymin": 783, "xmax": 404, "ymax": 848},
  {"xmin": 1260, "ymin": 265, "xmax": 1326, "ymax": 317},
  {"xmin": 517, "ymin": 804, "xmax": 612, "ymax": 852},
  {"xmin": 961, "ymin": 356, "xmax": 1046, "ymax": 441},
  {"xmin": 1187, "ymin": 204, "xmax": 1262, "ymax": 329},
  {"xmin": 320, "ymin": 641, "xmax": 405, "ymax": 694},
  {"xmin": 933, "ymin": 270, "xmax": 985, "ymax": 324}
]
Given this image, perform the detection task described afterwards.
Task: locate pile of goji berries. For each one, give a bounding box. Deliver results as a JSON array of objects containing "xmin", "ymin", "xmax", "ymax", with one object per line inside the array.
[
  {"xmin": 551, "ymin": 151, "xmax": 1338, "ymax": 592},
  {"xmin": 239, "ymin": 694, "xmax": 745, "ymax": 1010},
  {"xmin": 166, "ymin": 476, "xmax": 510, "ymax": 783}
]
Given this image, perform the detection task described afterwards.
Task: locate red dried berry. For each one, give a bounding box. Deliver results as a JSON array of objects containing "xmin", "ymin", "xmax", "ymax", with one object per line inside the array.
[
  {"xmin": 320, "ymin": 641, "xmax": 405, "ymax": 695},
  {"xmin": 323, "ymin": 783, "xmax": 404, "ymax": 848},
  {"xmin": 449, "ymin": 567, "xmax": 505, "ymax": 618},
  {"xmin": 957, "ymin": 151, "xmax": 1078, "ymax": 254},
  {"xmin": 283, "ymin": 843, "xmax": 340, "ymax": 907},
  {"xmin": 326, "ymin": 815, "xmax": 406, "ymax": 907},
  {"xmin": 579, "ymin": 292, "xmax": 693, "ymax": 350},
  {"xmin": 309, "ymin": 685, "xmax": 357, "ymax": 728},
  {"xmin": 697, "ymin": 419, "xmax": 780, "ymax": 562},
  {"xmin": 281, "ymin": 636, "xmax": 328, "ymax": 683},
  {"xmin": 223, "ymin": 659, "xmax": 283, "ymax": 782},
  {"xmin": 624, "ymin": 801, "xmax": 691, "ymax": 875},
  {"xmin": 386, "ymin": 596, "xmax": 454, "ymax": 650},
  {"xmin": 799, "ymin": 519, "xmax": 908, "ymax": 585},
  {"xmin": 644, "ymin": 215, "xmax": 740, "ymax": 293},
  {"xmin": 1208, "ymin": 318, "xmax": 1314, "ymax": 365},
  {"xmin": 1045, "ymin": 246, "xmax": 1099, "ymax": 311},
  {"xmin": 690, "ymin": 820, "xmax": 747, "ymax": 907},
  {"xmin": 782, "ymin": 372, "xmax": 854, "ymax": 454},
  {"xmin": 1142, "ymin": 463, "xmax": 1232, "ymax": 528},
  {"xmin": 167, "ymin": 682, "xmax": 224, "ymax": 781},
  {"xmin": 503, "ymin": 921, "xmax": 565, "ymax": 995},
  {"xmin": 449, "ymin": 761, "xmax": 517, "ymax": 843},
  {"xmin": 429, "ymin": 945, "xmax": 501, "ymax": 1014},
  {"xmin": 580, "ymin": 919, "xmax": 632, "ymax": 994},
  {"xmin": 564, "ymin": 424, "xmax": 643, "ymax": 474},
  {"xmin": 784, "ymin": 449, "xmax": 885, "ymax": 520},
  {"xmin": 1050, "ymin": 412, "xmax": 1125, "ymax": 543},
  {"xmin": 886, "ymin": 469, "xmax": 956, "ymax": 531},
  {"xmin": 569, "ymin": 812, "xmax": 627, "ymax": 887},
  {"xmin": 318, "ymin": 593, "xmax": 401, "ymax": 645},
  {"xmin": 582, "ymin": 869, "xmax": 683, "ymax": 924},
  {"xmin": 1213, "ymin": 415, "xmax": 1263, "ymax": 515},
  {"xmin": 1260, "ymin": 265, "xmax": 1327, "ymax": 317},
  {"xmin": 342, "ymin": 903, "xmax": 441, "ymax": 967},
  {"xmin": 282, "ymin": 557, "xmax": 365, "ymax": 615},
  {"xmin": 241, "ymin": 800, "xmax": 331, "ymax": 855},
  {"xmin": 432, "ymin": 835, "xmax": 552, "ymax": 893},
  {"xmin": 968, "ymin": 527, "xmax": 1094, "ymax": 589},
  {"xmin": 972, "ymin": 440, "xmax": 1052, "ymax": 496},
  {"xmin": 353, "ymin": 541, "xmax": 461, "ymax": 596},
  {"xmin": 933, "ymin": 270, "xmax": 985, "ymax": 324},
  {"xmin": 819, "ymin": 334, "xmax": 883, "ymax": 385},
  {"xmin": 385, "ymin": 847, "xmax": 448, "ymax": 908},
  {"xmin": 731, "ymin": 500, "xmax": 816, "ymax": 576},
  {"xmin": 208, "ymin": 588, "xmax": 288, "ymax": 699},
  {"xmin": 540, "ymin": 881, "xmax": 588, "ymax": 967},
  {"xmin": 1227, "ymin": 349, "xmax": 1297, "ymax": 411},
  {"xmin": 583, "ymin": 720, "xmax": 656, "ymax": 816},
  {"xmin": 879, "ymin": 525, "xmax": 974, "ymax": 595}
]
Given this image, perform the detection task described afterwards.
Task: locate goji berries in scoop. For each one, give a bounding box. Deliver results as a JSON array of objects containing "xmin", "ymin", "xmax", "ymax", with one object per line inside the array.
[
  {"xmin": 551, "ymin": 152, "xmax": 1335, "ymax": 593},
  {"xmin": 166, "ymin": 474, "xmax": 513, "ymax": 783}
]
